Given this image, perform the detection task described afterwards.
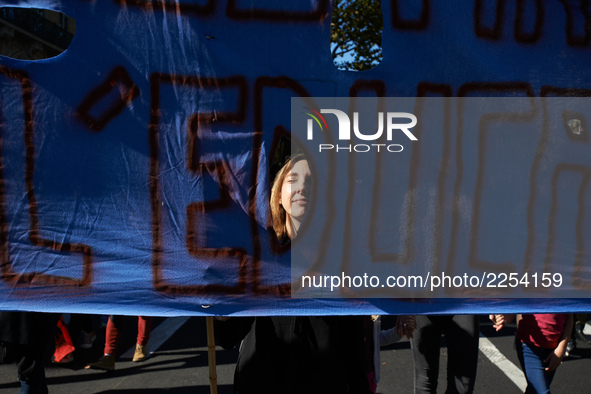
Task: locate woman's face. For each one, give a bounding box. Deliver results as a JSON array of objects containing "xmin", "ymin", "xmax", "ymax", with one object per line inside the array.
[{"xmin": 280, "ymin": 159, "xmax": 311, "ymax": 225}]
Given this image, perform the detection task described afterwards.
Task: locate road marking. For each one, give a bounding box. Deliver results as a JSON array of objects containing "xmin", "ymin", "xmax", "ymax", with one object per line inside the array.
[
  {"xmin": 479, "ymin": 332, "xmax": 526, "ymax": 392},
  {"xmin": 121, "ymin": 316, "xmax": 191, "ymax": 359}
]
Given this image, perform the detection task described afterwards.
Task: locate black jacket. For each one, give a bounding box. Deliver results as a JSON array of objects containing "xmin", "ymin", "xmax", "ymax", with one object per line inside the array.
[
  {"xmin": 0, "ymin": 311, "xmax": 58, "ymax": 347},
  {"xmin": 215, "ymin": 315, "xmax": 373, "ymax": 394}
]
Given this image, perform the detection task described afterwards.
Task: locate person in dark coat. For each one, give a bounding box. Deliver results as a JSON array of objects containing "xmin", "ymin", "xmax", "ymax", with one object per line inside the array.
[
  {"xmin": 215, "ymin": 155, "xmax": 375, "ymax": 394},
  {"xmin": 216, "ymin": 315, "xmax": 373, "ymax": 394},
  {"xmin": 0, "ymin": 311, "xmax": 58, "ymax": 394}
]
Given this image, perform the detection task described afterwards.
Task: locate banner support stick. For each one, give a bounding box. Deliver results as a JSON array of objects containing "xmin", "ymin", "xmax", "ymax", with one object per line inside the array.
[{"xmin": 206, "ymin": 316, "xmax": 218, "ymax": 394}]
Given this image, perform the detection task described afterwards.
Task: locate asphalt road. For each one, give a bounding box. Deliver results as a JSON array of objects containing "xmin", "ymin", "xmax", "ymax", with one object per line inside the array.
[{"xmin": 1, "ymin": 315, "xmax": 590, "ymax": 393}]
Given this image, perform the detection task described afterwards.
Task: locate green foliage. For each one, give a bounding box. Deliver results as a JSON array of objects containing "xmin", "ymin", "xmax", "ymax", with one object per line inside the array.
[{"xmin": 331, "ymin": 0, "xmax": 383, "ymax": 71}]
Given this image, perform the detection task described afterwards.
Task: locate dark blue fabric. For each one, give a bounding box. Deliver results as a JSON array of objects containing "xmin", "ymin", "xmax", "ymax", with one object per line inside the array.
[{"xmin": 0, "ymin": 1, "xmax": 589, "ymax": 316}]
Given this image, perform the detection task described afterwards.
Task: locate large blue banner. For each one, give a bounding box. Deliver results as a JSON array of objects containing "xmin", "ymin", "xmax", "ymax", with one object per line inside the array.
[{"xmin": 0, "ymin": 0, "xmax": 590, "ymax": 316}]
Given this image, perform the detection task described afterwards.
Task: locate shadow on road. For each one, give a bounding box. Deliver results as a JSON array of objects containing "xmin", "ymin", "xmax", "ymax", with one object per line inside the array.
[{"xmin": 93, "ymin": 385, "xmax": 234, "ymax": 393}]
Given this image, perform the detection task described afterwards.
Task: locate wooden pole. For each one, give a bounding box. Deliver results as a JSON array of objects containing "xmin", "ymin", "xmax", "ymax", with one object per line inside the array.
[{"xmin": 206, "ymin": 316, "xmax": 218, "ymax": 394}]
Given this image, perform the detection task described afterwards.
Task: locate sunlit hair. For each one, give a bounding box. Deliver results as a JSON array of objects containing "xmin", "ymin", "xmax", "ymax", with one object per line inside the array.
[{"xmin": 270, "ymin": 153, "xmax": 306, "ymax": 240}]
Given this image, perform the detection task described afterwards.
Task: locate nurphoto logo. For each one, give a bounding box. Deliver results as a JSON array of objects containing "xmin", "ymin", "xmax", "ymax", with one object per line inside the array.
[{"xmin": 305, "ymin": 108, "xmax": 418, "ymax": 153}]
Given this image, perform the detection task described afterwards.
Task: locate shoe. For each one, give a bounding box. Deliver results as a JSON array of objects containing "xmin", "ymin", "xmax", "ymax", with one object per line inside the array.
[
  {"xmin": 53, "ymin": 339, "xmax": 75, "ymax": 364},
  {"xmin": 132, "ymin": 344, "xmax": 149, "ymax": 362},
  {"xmin": 566, "ymin": 338, "xmax": 576, "ymax": 357},
  {"xmin": 574, "ymin": 322, "xmax": 591, "ymax": 345},
  {"xmin": 86, "ymin": 354, "xmax": 115, "ymax": 371},
  {"xmin": 52, "ymin": 351, "xmax": 74, "ymax": 364},
  {"xmin": 79, "ymin": 331, "xmax": 96, "ymax": 349}
]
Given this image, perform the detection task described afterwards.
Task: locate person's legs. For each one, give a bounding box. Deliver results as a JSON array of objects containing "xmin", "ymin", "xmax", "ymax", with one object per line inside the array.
[
  {"xmin": 104, "ymin": 315, "xmax": 123, "ymax": 355},
  {"xmin": 15, "ymin": 345, "xmax": 48, "ymax": 394},
  {"xmin": 88, "ymin": 315, "xmax": 122, "ymax": 370},
  {"xmin": 574, "ymin": 314, "xmax": 591, "ymax": 345},
  {"xmin": 68, "ymin": 314, "xmax": 96, "ymax": 349},
  {"xmin": 515, "ymin": 339, "xmax": 555, "ymax": 394},
  {"xmin": 15, "ymin": 313, "xmax": 57, "ymax": 393},
  {"xmin": 136, "ymin": 316, "xmax": 153, "ymax": 346},
  {"xmin": 67, "ymin": 314, "xmax": 94, "ymax": 337},
  {"xmin": 411, "ymin": 315, "xmax": 443, "ymax": 394},
  {"xmin": 444, "ymin": 315, "xmax": 478, "ymax": 394},
  {"xmin": 133, "ymin": 316, "xmax": 153, "ymax": 362},
  {"xmin": 53, "ymin": 315, "xmax": 75, "ymax": 363}
]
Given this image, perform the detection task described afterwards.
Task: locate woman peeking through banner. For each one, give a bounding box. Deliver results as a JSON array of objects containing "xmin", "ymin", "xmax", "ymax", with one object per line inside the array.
[
  {"xmin": 270, "ymin": 153, "xmax": 311, "ymax": 241},
  {"xmin": 215, "ymin": 153, "xmax": 381, "ymax": 393}
]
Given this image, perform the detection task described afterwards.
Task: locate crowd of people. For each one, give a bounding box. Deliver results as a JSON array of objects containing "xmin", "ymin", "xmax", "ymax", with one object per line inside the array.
[
  {"xmin": 0, "ymin": 308, "xmax": 584, "ymax": 393},
  {"xmin": 0, "ymin": 155, "xmax": 586, "ymax": 393},
  {"xmin": 0, "ymin": 312, "xmax": 154, "ymax": 393}
]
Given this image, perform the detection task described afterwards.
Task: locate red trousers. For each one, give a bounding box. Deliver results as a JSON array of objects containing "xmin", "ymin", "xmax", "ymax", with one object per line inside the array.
[{"xmin": 104, "ymin": 316, "xmax": 152, "ymax": 355}]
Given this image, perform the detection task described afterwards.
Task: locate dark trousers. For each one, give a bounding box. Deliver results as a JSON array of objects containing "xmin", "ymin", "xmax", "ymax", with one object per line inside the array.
[
  {"xmin": 0, "ymin": 312, "xmax": 57, "ymax": 394},
  {"xmin": 1, "ymin": 342, "xmax": 48, "ymax": 394},
  {"xmin": 411, "ymin": 315, "xmax": 479, "ymax": 394}
]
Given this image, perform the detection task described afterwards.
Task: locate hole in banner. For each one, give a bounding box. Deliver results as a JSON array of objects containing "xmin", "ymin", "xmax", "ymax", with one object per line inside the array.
[
  {"xmin": 0, "ymin": 7, "xmax": 76, "ymax": 60},
  {"xmin": 330, "ymin": 0, "xmax": 383, "ymax": 71}
]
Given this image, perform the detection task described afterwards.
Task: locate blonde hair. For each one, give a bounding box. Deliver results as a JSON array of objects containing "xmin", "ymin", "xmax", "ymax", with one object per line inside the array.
[{"xmin": 270, "ymin": 154, "xmax": 306, "ymax": 240}]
